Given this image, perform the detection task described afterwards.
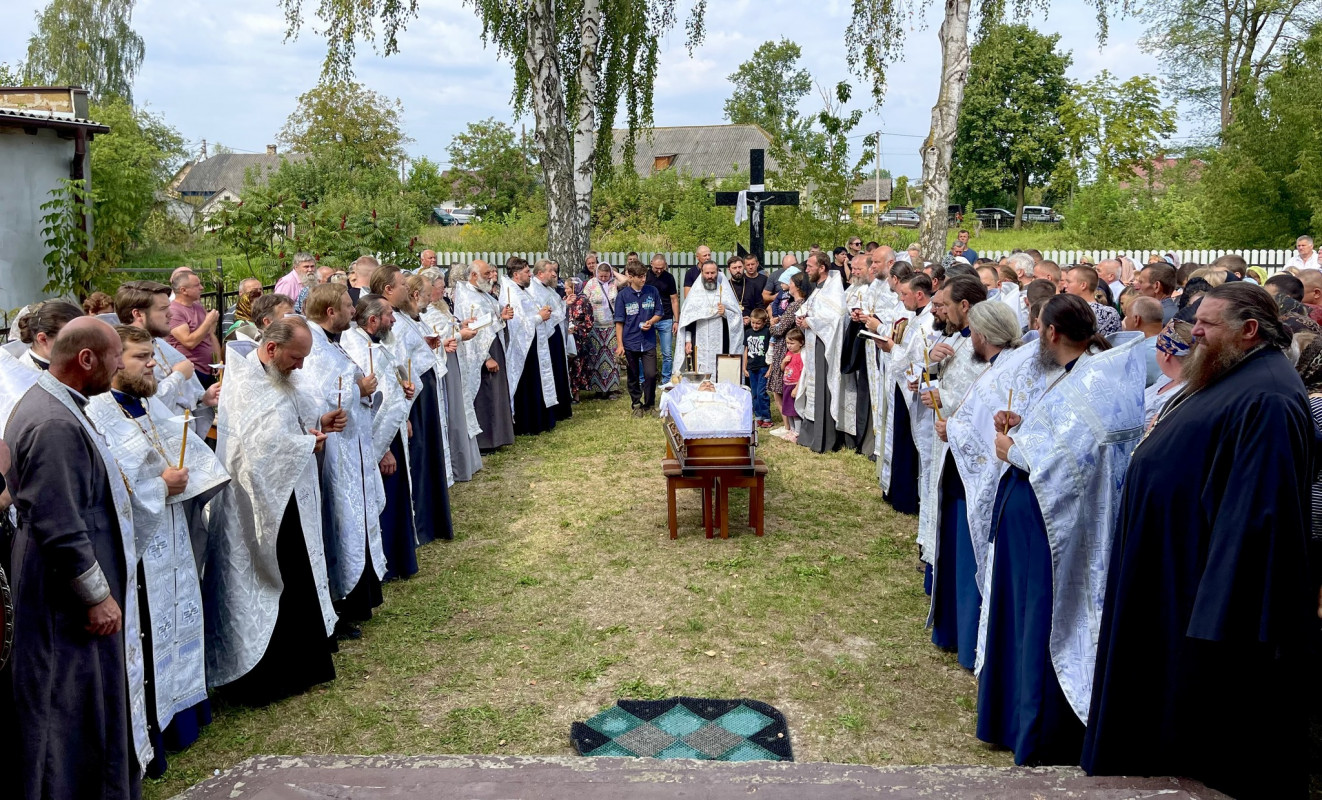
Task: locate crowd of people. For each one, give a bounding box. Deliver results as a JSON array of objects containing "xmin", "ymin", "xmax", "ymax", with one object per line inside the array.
[{"xmin": 1, "ymin": 230, "xmax": 1319, "ymax": 800}]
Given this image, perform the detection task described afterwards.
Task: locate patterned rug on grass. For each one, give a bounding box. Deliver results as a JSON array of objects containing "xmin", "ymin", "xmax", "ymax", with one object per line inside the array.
[{"xmin": 571, "ymin": 697, "xmax": 793, "ymax": 761}]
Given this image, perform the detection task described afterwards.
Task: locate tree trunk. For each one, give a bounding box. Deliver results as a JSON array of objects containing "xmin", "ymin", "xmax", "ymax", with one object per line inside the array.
[
  {"xmin": 522, "ymin": 0, "xmax": 583, "ymax": 278},
  {"xmin": 1013, "ymin": 168, "xmax": 1026, "ymax": 230},
  {"xmin": 572, "ymin": 0, "xmax": 603, "ymax": 267},
  {"xmin": 918, "ymin": 0, "xmax": 972, "ymax": 264}
]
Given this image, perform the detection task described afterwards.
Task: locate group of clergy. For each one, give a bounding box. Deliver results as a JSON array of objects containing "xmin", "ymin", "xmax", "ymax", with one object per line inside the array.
[
  {"xmin": 0, "ymin": 253, "xmax": 576, "ymax": 800},
  {"xmin": 789, "ymin": 243, "xmax": 1314, "ymax": 799}
]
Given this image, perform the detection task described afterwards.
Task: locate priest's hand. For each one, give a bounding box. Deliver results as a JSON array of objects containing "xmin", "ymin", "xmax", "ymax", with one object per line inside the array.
[
  {"xmin": 501, "ymin": 305, "xmax": 515, "ymax": 321},
  {"xmin": 485, "ymin": 358, "xmax": 500, "ymax": 373},
  {"xmin": 86, "ymin": 596, "xmax": 122, "ymax": 636},
  {"xmin": 379, "ymin": 451, "xmax": 397, "ymax": 476},
  {"xmin": 929, "ymin": 342, "xmax": 955, "ymax": 362},
  {"xmin": 878, "ymin": 337, "xmax": 894, "ymax": 352},
  {"xmin": 539, "ymin": 306, "xmax": 552, "ymax": 321},
  {"xmin": 444, "ymin": 337, "xmax": 458, "ymax": 353},
  {"xmin": 202, "ymin": 384, "xmax": 221, "ymax": 407},
  {"xmin": 907, "ymin": 378, "xmax": 919, "ymax": 393},
  {"xmin": 994, "ymin": 432, "xmax": 1014, "ymax": 463},
  {"xmin": 161, "ymin": 466, "xmax": 189, "ymax": 496},
  {"xmin": 864, "ymin": 315, "xmax": 881, "ymax": 332},
  {"xmin": 795, "ymin": 315, "xmax": 807, "ymax": 329},
  {"xmin": 921, "ymin": 389, "xmax": 941, "ymax": 409},
  {"xmin": 358, "ymin": 373, "xmax": 378, "ymax": 397},
  {"xmin": 425, "ymin": 335, "xmax": 442, "ymax": 350},
  {"xmin": 716, "ymin": 302, "xmax": 726, "ymax": 316},
  {"xmin": 993, "ymin": 410, "xmax": 1022, "ymax": 433},
  {"xmin": 742, "ymin": 315, "xmax": 750, "ymax": 326},
  {"xmin": 172, "ymin": 359, "xmax": 195, "ymax": 379},
  {"xmin": 935, "ymin": 417, "xmax": 948, "ymax": 442},
  {"xmin": 402, "ymin": 381, "xmax": 416, "ymax": 401},
  {"xmin": 309, "ymin": 428, "xmax": 327, "ymax": 454},
  {"xmin": 685, "ymin": 342, "xmax": 693, "ymax": 355},
  {"xmin": 320, "ymin": 409, "xmax": 348, "ymax": 434}
]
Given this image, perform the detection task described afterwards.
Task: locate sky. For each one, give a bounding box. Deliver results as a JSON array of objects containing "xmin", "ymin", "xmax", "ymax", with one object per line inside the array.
[{"xmin": 0, "ymin": 0, "xmax": 1201, "ymax": 182}]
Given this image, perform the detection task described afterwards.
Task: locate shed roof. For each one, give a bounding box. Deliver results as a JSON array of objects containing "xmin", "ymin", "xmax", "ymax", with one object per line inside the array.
[
  {"xmin": 175, "ymin": 152, "xmax": 310, "ymax": 195},
  {"xmin": 610, "ymin": 124, "xmax": 776, "ymax": 179}
]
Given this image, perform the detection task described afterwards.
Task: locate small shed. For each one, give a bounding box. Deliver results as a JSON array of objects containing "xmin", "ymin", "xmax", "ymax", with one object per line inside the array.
[{"xmin": 0, "ymin": 86, "xmax": 109, "ymax": 313}]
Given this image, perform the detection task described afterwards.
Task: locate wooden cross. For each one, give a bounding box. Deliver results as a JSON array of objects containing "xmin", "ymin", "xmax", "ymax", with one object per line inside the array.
[{"xmin": 714, "ymin": 148, "xmax": 800, "ymax": 266}]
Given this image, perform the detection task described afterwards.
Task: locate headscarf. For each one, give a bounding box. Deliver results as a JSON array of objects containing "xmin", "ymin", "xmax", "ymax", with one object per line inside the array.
[
  {"xmin": 1296, "ymin": 335, "xmax": 1322, "ymax": 392},
  {"xmin": 234, "ymin": 291, "xmax": 255, "ymax": 323},
  {"xmin": 1155, "ymin": 318, "xmax": 1194, "ymax": 358}
]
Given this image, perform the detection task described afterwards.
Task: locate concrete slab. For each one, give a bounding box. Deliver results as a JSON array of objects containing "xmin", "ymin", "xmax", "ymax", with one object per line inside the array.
[{"xmin": 173, "ymin": 754, "xmax": 1231, "ymax": 799}]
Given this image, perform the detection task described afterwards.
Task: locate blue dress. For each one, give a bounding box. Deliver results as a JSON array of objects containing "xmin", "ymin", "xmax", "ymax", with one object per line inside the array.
[
  {"xmin": 976, "ymin": 467, "xmax": 1083, "ymax": 765},
  {"xmin": 930, "ymin": 452, "xmax": 980, "ymax": 669}
]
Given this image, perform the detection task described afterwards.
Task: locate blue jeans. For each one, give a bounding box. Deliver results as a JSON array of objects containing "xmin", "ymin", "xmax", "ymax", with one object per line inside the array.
[
  {"xmin": 655, "ymin": 319, "xmax": 675, "ymax": 383},
  {"xmin": 747, "ymin": 366, "xmax": 770, "ymax": 421}
]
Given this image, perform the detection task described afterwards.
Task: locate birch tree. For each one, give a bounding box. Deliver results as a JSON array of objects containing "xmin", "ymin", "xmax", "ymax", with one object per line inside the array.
[
  {"xmin": 23, "ymin": 0, "xmax": 145, "ymax": 103},
  {"xmin": 845, "ymin": 0, "xmax": 1129, "ymax": 260},
  {"xmin": 278, "ymin": 0, "xmax": 706, "ymax": 276}
]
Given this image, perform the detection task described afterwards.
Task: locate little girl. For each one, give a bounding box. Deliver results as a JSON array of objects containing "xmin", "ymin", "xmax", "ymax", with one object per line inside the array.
[{"xmin": 781, "ymin": 328, "xmax": 805, "ymax": 441}]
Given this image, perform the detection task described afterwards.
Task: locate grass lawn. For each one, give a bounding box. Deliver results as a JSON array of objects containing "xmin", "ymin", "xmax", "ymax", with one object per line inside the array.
[{"xmin": 146, "ymin": 394, "xmax": 1009, "ymax": 799}]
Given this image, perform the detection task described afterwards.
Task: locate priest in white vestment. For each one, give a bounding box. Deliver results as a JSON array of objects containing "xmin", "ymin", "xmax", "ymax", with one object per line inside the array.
[
  {"xmin": 793, "ymin": 254, "xmax": 850, "ymax": 453},
  {"xmin": 677, "ymin": 260, "xmax": 743, "ymax": 376},
  {"xmin": 453, "ymin": 261, "xmax": 515, "ymax": 450},
  {"xmin": 87, "ymin": 324, "xmax": 229, "ymax": 765},
  {"xmin": 502, "ymin": 258, "xmax": 559, "ymax": 435},
  {"xmin": 204, "ymin": 316, "xmax": 339, "ymax": 705},
  {"xmin": 420, "ymin": 272, "xmax": 483, "ymax": 482},
  {"xmin": 875, "ymin": 270, "xmax": 935, "ymax": 514}
]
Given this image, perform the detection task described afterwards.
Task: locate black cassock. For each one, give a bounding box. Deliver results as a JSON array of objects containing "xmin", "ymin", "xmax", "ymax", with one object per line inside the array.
[
  {"xmin": 839, "ymin": 314, "xmax": 874, "ymax": 457},
  {"xmin": 407, "ymin": 367, "xmax": 454, "ymax": 544},
  {"xmin": 5, "ymin": 387, "xmax": 140, "ymax": 800},
  {"xmin": 512, "ymin": 341, "xmax": 556, "ymax": 436},
  {"xmin": 1082, "ymin": 347, "xmax": 1315, "ymax": 800}
]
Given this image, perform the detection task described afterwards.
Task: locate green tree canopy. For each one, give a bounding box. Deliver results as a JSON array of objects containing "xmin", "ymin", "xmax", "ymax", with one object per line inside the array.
[
  {"xmin": 23, "ymin": 0, "xmax": 144, "ymax": 103},
  {"xmin": 278, "ymin": 80, "xmax": 410, "ymax": 170},
  {"xmin": 723, "ymin": 39, "xmax": 814, "ymax": 150},
  {"xmin": 952, "ymin": 23, "xmax": 1071, "ymax": 224},
  {"xmin": 445, "ymin": 119, "xmax": 537, "ymax": 219},
  {"xmin": 1057, "ymin": 70, "xmax": 1177, "ymax": 188}
]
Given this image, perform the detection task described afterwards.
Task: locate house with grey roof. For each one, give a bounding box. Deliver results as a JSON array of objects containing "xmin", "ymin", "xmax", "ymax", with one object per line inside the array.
[
  {"xmin": 850, "ymin": 176, "xmax": 893, "ymax": 220},
  {"xmin": 169, "ymin": 145, "xmax": 309, "ymax": 225},
  {"xmin": 610, "ymin": 124, "xmax": 776, "ymax": 181}
]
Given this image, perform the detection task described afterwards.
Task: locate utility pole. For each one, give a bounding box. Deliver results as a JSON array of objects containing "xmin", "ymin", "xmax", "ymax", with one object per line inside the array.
[{"xmin": 874, "ymin": 131, "xmax": 881, "ymax": 223}]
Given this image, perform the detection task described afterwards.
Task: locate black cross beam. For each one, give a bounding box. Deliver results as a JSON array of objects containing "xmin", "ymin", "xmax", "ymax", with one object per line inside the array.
[{"xmin": 714, "ymin": 148, "xmax": 799, "ymax": 266}]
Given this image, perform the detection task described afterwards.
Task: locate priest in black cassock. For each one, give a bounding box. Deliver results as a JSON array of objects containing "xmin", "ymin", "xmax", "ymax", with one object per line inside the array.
[
  {"xmin": 6, "ymin": 317, "xmax": 153, "ymax": 800},
  {"xmin": 502, "ymin": 258, "xmax": 558, "ymax": 435},
  {"xmin": 1083, "ymin": 282, "xmax": 1315, "ymax": 800},
  {"xmin": 840, "ymin": 254, "xmax": 875, "ymax": 456}
]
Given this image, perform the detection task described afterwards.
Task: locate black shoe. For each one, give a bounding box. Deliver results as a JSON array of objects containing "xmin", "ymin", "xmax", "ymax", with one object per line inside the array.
[{"xmin": 335, "ymin": 620, "xmax": 362, "ymax": 641}]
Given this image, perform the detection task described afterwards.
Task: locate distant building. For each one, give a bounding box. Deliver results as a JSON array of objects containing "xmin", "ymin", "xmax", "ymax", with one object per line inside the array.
[
  {"xmin": 0, "ymin": 86, "xmax": 109, "ymax": 312},
  {"xmin": 1118, "ymin": 156, "xmax": 1206, "ymax": 192},
  {"xmin": 851, "ymin": 177, "xmax": 894, "ymax": 220},
  {"xmin": 168, "ymin": 145, "xmax": 309, "ymax": 226},
  {"xmin": 609, "ymin": 124, "xmax": 777, "ymax": 181}
]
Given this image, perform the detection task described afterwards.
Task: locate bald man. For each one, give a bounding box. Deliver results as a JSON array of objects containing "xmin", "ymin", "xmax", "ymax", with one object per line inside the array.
[
  {"xmin": 348, "ymin": 255, "xmax": 381, "ymax": 304},
  {"xmin": 1123, "ymin": 296, "xmax": 1165, "ymax": 386},
  {"xmin": 6, "ymin": 317, "xmax": 157, "ymax": 800},
  {"xmin": 1298, "ymin": 269, "xmax": 1322, "ymax": 326}
]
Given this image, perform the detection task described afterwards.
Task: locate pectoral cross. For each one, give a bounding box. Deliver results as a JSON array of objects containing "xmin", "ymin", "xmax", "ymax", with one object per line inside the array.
[{"xmin": 714, "ymin": 148, "xmax": 800, "ymax": 267}]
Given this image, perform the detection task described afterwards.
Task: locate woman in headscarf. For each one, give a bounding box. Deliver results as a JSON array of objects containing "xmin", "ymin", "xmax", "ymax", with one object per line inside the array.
[
  {"xmin": 1293, "ymin": 333, "xmax": 1322, "ymax": 541},
  {"xmin": 767, "ymin": 272, "xmax": 809, "ymax": 399},
  {"xmin": 1143, "ymin": 318, "xmax": 1193, "ymax": 429},
  {"xmin": 564, "ymin": 278, "xmax": 594, "ymax": 402}
]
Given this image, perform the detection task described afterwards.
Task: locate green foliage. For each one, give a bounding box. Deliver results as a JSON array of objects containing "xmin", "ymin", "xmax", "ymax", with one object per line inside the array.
[
  {"xmin": 1200, "ymin": 26, "xmax": 1322, "ymax": 246},
  {"xmin": 40, "ymin": 178, "xmax": 93, "ymax": 296},
  {"xmin": 86, "ymin": 96, "xmax": 187, "ymax": 272},
  {"xmin": 722, "ymin": 39, "xmax": 814, "ymax": 150},
  {"xmin": 23, "ymin": 0, "xmax": 144, "ymax": 103},
  {"xmin": 0, "ymin": 61, "xmax": 24, "ymax": 85},
  {"xmin": 953, "ymin": 24, "xmax": 1071, "ymax": 218},
  {"xmin": 278, "ymin": 79, "xmax": 409, "ymax": 171},
  {"xmin": 445, "ymin": 119, "xmax": 537, "ymax": 218},
  {"xmin": 800, "ymin": 82, "xmax": 868, "ymax": 244},
  {"xmin": 1057, "ymin": 70, "xmax": 1176, "ymax": 188},
  {"xmin": 404, "ymin": 156, "xmax": 449, "ymax": 209}
]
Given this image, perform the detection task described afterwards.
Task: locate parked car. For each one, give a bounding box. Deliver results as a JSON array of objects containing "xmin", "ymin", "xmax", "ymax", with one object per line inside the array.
[
  {"xmin": 879, "ymin": 209, "xmax": 921, "ymax": 228},
  {"xmin": 450, "ymin": 207, "xmax": 477, "ymax": 224},
  {"xmin": 973, "ymin": 207, "xmax": 1016, "ymax": 227},
  {"xmin": 1022, "ymin": 205, "xmax": 1064, "ymax": 223},
  {"xmin": 431, "ymin": 208, "xmax": 461, "ymax": 226}
]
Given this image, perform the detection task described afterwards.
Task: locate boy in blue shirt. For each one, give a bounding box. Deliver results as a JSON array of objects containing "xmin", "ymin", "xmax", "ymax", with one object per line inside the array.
[
  {"xmin": 613, "ymin": 263, "xmax": 664, "ymax": 416},
  {"xmin": 743, "ymin": 307, "xmax": 773, "ymax": 426}
]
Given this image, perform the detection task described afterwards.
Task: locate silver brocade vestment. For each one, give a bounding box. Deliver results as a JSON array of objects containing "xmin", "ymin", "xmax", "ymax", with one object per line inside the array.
[
  {"xmin": 793, "ymin": 272, "xmax": 848, "ymax": 427},
  {"xmin": 677, "ymin": 273, "xmax": 744, "ymax": 376}
]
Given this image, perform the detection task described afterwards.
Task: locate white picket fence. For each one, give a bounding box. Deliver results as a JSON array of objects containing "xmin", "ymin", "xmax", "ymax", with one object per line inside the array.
[{"xmin": 433, "ymin": 248, "xmax": 1298, "ymax": 270}]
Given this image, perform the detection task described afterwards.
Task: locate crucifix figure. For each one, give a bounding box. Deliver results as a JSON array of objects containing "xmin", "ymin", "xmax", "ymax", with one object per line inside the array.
[{"xmin": 715, "ymin": 148, "xmax": 800, "ymax": 266}]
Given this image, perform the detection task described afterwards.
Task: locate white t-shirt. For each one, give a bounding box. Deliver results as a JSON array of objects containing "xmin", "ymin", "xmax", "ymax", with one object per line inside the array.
[{"xmin": 1286, "ymin": 251, "xmax": 1320, "ymax": 271}]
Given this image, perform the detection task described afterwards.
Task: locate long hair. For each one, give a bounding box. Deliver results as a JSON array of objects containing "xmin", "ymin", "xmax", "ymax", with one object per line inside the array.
[
  {"xmin": 1206, "ymin": 282, "xmax": 1293, "ymax": 351},
  {"xmin": 1040, "ymin": 293, "xmax": 1111, "ymax": 351}
]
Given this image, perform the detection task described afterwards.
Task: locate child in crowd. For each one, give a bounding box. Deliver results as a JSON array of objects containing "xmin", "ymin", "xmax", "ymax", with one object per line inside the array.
[
  {"xmin": 743, "ymin": 308, "xmax": 773, "ymax": 427},
  {"xmin": 781, "ymin": 328, "xmax": 805, "ymax": 441}
]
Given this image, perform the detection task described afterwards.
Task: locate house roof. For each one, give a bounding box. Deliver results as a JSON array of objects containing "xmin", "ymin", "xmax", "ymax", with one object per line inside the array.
[
  {"xmin": 0, "ymin": 106, "xmax": 108, "ymax": 135},
  {"xmin": 174, "ymin": 152, "xmax": 309, "ymax": 195},
  {"xmin": 610, "ymin": 124, "xmax": 776, "ymax": 179},
  {"xmin": 851, "ymin": 177, "xmax": 893, "ymax": 203}
]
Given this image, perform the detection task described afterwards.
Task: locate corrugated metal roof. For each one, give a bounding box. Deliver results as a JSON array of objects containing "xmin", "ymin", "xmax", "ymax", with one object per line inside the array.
[
  {"xmin": 0, "ymin": 106, "xmax": 108, "ymax": 133},
  {"xmin": 852, "ymin": 177, "xmax": 893, "ymax": 203},
  {"xmin": 174, "ymin": 152, "xmax": 310, "ymax": 196},
  {"xmin": 610, "ymin": 124, "xmax": 776, "ymax": 179}
]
